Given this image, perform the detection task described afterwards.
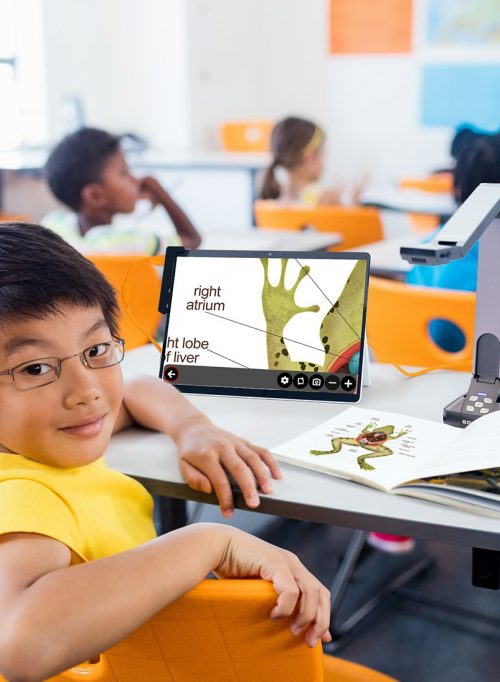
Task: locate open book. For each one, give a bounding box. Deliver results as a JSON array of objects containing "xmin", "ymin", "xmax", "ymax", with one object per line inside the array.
[{"xmin": 272, "ymin": 407, "xmax": 500, "ymax": 517}]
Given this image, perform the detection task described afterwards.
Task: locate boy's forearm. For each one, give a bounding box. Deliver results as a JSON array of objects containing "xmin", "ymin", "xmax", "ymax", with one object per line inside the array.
[
  {"xmin": 120, "ymin": 375, "xmax": 210, "ymax": 442},
  {"xmin": 5, "ymin": 524, "xmax": 227, "ymax": 681},
  {"xmin": 154, "ymin": 188, "xmax": 199, "ymax": 241}
]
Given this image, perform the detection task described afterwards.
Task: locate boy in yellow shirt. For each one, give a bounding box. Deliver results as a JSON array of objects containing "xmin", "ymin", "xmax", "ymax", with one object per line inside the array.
[{"xmin": 0, "ymin": 223, "xmax": 330, "ymax": 681}]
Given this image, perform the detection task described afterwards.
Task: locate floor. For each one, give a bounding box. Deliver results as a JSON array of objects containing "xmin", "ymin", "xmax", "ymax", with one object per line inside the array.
[{"xmin": 187, "ymin": 503, "xmax": 500, "ymax": 682}]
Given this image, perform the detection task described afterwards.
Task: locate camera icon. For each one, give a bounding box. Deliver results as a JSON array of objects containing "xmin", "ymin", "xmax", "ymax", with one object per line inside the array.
[{"xmin": 309, "ymin": 374, "xmax": 324, "ymax": 390}]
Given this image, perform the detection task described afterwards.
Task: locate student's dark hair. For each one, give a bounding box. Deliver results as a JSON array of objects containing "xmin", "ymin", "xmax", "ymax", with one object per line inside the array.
[
  {"xmin": 450, "ymin": 125, "xmax": 479, "ymax": 161},
  {"xmin": 260, "ymin": 117, "xmax": 324, "ymax": 200},
  {"xmin": 45, "ymin": 127, "xmax": 121, "ymax": 211},
  {"xmin": 0, "ymin": 222, "xmax": 119, "ymax": 334},
  {"xmin": 453, "ymin": 134, "xmax": 500, "ymax": 204}
]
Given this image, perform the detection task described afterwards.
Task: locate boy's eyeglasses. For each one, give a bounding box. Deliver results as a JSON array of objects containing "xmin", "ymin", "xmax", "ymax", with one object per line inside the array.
[{"xmin": 0, "ymin": 338, "xmax": 125, "ymax": 391}]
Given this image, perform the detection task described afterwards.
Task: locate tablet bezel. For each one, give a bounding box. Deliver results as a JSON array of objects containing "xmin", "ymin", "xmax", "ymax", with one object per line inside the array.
[{"xmin": 158, "ymin": 247, "xmax": 370, "ymax": 403}]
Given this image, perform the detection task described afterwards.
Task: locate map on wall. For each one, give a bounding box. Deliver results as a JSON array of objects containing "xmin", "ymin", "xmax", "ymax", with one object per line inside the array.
[{"xmin": 426, "ymin": 0, "xmax": 500, "ymax": 46}]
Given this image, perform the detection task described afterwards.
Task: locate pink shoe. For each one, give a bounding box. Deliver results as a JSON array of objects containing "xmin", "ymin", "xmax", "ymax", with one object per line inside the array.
[{"xmin": 367, "ymin": 532, "xmax": 416, "ymax": 554}]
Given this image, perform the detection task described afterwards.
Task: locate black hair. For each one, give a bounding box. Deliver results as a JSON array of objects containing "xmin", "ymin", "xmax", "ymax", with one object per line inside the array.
[
  {"xmin": 453, "ymin": 134, "xmax": 500, "ymax": 204},
  {"xmin": 260, "ymin": 117, "xmax": 323, "ymax": 200},
  {"xmin": 45, "ymin": 127, "xmax": 121, "ymax": 211},
  {"xmin": 0, "ymin": 222, "xmax": 119, "ymax": 334}
]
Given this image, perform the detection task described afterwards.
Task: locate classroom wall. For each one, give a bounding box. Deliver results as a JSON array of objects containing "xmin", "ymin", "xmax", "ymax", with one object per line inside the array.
[
  {"xmin": 41, "ymin": 0, "xmax": 190, "ymax": 148},
  {"xmin": 184, "ymin": 0, "xmax": 453, "ymax": 184},
  {"xmin": 38, "ymin": 0, "xmax": 487, "ymax": 186},
  {"xmin": 185, "ymin": 0, "xmax": 328, "ymax": 151}
]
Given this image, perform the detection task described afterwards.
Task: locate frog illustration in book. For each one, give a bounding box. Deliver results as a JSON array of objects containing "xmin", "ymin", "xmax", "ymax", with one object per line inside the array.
[
  {"xmin": 260, "ymin": 257, "xmax": 366, "ymax": 376},
  {"xmin": 309, "ymin": 422, "xmax": 412, "ymax": 472}
]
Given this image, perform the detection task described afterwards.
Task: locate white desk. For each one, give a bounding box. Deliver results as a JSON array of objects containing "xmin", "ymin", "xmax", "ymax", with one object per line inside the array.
[
  {"xmin": 358, "ymin": 237, "xmax": 416, "ymax": 280},
  {"xmin": 105, "ymin": 345, "xmax": 500, "ymax": 553},
  {"xmin": 361, "ymin": 188, "xmax": 456, "ymax": 218},
  {"xmin": 200, "ymin": 228, "xmax": 341, "ymax": 252}
]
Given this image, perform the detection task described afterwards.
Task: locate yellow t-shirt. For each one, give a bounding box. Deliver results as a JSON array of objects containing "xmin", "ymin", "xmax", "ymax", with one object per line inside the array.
[{"xmin": 0, "ymin": 453, "xmax": 156, "ymax": 563}]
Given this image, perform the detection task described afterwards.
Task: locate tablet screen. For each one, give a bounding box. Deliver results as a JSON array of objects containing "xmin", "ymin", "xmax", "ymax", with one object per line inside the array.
[{"xmin": 158, "ymin": 248, "xmax": 370, "ymax": 402}]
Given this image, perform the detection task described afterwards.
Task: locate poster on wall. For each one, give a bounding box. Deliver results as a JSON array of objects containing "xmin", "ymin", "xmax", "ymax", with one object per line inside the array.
[
  {"xmin": 425, "ymin": 0, "xmax": 500, "ymax": 47},
  {"xmin": 421, "ymin": 64, "xmax": 500, "ymax": 129},
  {"xmin": 328, "ymin": 0, "xmax": 413, "ymax": 55}
]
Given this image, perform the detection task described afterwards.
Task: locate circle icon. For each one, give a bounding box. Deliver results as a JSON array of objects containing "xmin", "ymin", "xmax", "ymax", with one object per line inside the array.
[
  {"xmin": 340, "ymin": 375, "xmax": 356, "ymax": 392},
  {"xmin": 293, "ymin": 373, "xmax": 308, "ymax": 389},
  {"xmin": 325, "ymin": 374, "xmax": 340, "ymax": 391},
  {"xmin": 277, "ymin": 372, "xmax": 293, "ymax": 388},
  {"xmin": 163, "ymin": 366, "xmax": 179, "ymax": 383},
  {"xmin": 309, "ymin": 374, "xmax": 324, "ymax": 390}
]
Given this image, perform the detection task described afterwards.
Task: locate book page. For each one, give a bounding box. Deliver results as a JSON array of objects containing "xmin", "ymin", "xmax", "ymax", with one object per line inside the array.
[
  {"xmin": 396, "ymin": 486, "xmax": 500, "ymax": 519},
  {"xmin": 411, "ymin": 410, "xmax": 500, "ymax": 481},
  {"xmin": 272, "ymin": 407, "xmax": 458, "ymax": 491}
]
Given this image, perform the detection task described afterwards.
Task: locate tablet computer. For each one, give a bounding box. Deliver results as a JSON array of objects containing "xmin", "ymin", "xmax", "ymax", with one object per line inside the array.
[{"xmin": 158, "ymin": 248, "xmax": 370, "ymax": 403}]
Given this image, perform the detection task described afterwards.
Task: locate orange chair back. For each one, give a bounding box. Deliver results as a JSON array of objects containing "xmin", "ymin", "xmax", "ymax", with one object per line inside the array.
[
  {"xmin": 406, "ymin": 213, "xmax": 441, "ymax": 234},
  {"xmin": 41, "ymin": 580, "xmax": 396, "ymax": 682},
  {"xmin": 0, "ymin": 213, "xmax": 30, "ymax": 222},
  {"xmin": 399, "ymin": 174, "xmax": 453, "ymax": 194},
  {"xmin": 86, "ymin": 254, "xmax": 162, "ymax": 351},
  {"xmin": 254, "ymin": 201, "xmax": 384, "ymax": 251},
  {"xmin": 399, "ymin": 175, "xmax": 452, "ymax": 234},
  {"xmin": 220, "ymin": 120, "xmax": 273, "ymax": 152},
  {"xmin": 367, "ymin": 276, "xmax": 475, "ymax": 370}
]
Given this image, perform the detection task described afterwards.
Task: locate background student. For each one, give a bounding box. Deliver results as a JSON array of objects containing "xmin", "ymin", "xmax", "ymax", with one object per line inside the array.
[
  {"xmin": 44, "ymin": 127, "xmax": 201, "ymax": 254},
  {"xmin": 0, "ymin": 222, "xmax": 330, "ymax": 681},
  {"xmin": 406, "ymin": 133, "xmax": 500, "ymax": 351},
  {"xmin": 259, "ymin": 116, "xmax": 363, "ymax": 206}
]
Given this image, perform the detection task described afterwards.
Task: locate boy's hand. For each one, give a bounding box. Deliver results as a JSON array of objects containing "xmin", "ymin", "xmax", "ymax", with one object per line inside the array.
[
  {"xmin": 175, "ymin": 420, "xmax": 281, "ymax": 517},
  {"xmin": 215, "ymin": 527, "xmax": 332, "ymax": 648},
  {"xmin": 139, "ymin": 175, "xmax": 166, "ymax": 207}
]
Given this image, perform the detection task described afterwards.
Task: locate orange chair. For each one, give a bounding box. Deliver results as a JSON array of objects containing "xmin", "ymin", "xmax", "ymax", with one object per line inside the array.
[
  {"xmin": 254, "ymin": 200, "xmax": 384, "ymax": 251},
  {"xmin": 39, "ymin": 580, "xmax": 398, "ymax": 681},
  {"xmin": 399, "ymin": 174, "xmax": 453, "ymax": 194},
  {"xmin": 367, "ymin": 276, "xmax": 475, "ymax": 370},
  {"xmin": 86, "ymin": 254, "xmax": 162, "ymax": 351},
  {"xmin": 399, "ymin": 175, "xmax": 453, "ymax": 234},
  {"xmin": 0, "ymin": 213, "xmax": 30, "ymax": 222},
  {"xmin": 220, "ymin": 120, "xmax": 273, "ymax": 152}
]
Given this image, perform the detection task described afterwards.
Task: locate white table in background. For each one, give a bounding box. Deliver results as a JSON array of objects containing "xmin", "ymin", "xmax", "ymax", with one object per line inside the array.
[
  {"xmin": 362, "ymin": 188, "xmax": 456, "ymax": 218},
  {"xmin": 358, "ymin": 236, "xmax": 417, "ymax": 280},
  {"xmin": 200, "ymin": 228, "xmax": 341, "ymax": 252}
]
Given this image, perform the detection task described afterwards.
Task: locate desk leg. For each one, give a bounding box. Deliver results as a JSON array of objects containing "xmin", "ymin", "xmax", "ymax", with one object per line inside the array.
[
  {"xmin": 472, "ymin": 548, "xmax": 500, "ymax": 589},
  {"xmin": 157, "ymin": 497, "xmax": 187, "ymax": 534}
]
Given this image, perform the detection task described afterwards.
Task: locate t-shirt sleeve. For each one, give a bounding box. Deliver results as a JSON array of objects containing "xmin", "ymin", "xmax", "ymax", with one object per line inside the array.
[
  {"xmin": 82, "ymin": 227, "xmax": 161, "ymax": 256},
  {"xmin": 0, "ymin": 479, "xmax": 82, "ymax": 556}
]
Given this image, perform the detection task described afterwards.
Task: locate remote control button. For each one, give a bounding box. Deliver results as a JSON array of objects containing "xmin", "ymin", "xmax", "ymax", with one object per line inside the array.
[
  {"xmin": 484, "ymin": 397, "xmax": 493, "ymax": 404},
  {"xmin": 466, "ymin": 405, "xmax": 474, "ymax": 412},
  {"xmin": 480, "ymin": 408, "xmax": 490, "ymax": 414},
  {"xmin": 469, "ymin": 396, "xmax": 478, "ymax": 401},
  {"xmin": 277, "ymin": 372, "xmax": 293, "ymax": 388},
  {"xmin": 293, "ymin": 373, "xmax": 308, "ymax": 389},
  {"xmin": 475, "ymin": 402, "xmax": 483, "ymax": 408},
  {"xmin": 309, "ymin": 374, "xmax": 324, "ymax": 390}
]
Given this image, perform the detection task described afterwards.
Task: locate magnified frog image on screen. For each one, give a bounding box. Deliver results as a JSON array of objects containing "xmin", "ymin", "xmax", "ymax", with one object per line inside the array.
[{"xmin": 158, "ymin": 247, "xmax": 370, "ymax": 403}]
